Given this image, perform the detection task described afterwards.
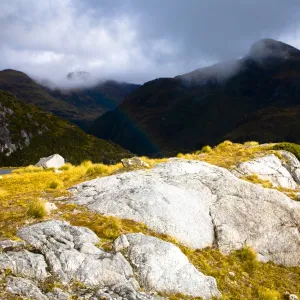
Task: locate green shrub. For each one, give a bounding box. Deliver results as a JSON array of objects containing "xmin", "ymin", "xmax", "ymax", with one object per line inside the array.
[
  {"xmin": 27, "ymin": 199, "xmax": 47, "ymax": 218},
  {"xmin": 273, "ymin": 142, "xmax": 300, "ymax": 160}
]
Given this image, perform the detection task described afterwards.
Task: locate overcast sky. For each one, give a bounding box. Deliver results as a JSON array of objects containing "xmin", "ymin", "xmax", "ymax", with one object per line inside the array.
[{"xmin": 1, "ymin": 0, "xmax": 300, "ymax": 86}]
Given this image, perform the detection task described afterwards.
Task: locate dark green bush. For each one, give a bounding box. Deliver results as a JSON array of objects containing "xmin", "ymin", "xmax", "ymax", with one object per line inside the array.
[{"xmin": 273, "ymin": 142, "xmax": 300, "ymax": 160}]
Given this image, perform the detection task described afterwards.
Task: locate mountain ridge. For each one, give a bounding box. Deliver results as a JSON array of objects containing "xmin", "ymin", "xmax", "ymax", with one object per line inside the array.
[
  {"xmin": 0, "ymin": 69, "xmax": 140, "ymax": 130},
  {"xmin": 90, "ymin": 38, "xmax": 300, "ymax": 156},
  {"xmin": 0, "ymin": 90, "xmax": 131, "ymax": 166}
]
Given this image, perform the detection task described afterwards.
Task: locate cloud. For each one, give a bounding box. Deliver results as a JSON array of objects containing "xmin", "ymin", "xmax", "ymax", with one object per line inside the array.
[{"xmin": 1, "ymin": 0, "xmax": 300, "ymax": 86}]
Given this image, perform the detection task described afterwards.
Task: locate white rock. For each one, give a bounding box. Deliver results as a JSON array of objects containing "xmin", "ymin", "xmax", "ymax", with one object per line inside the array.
[
  {"xmin": 114, "ymin": 233, "xmax": 221, "ymax": 299},
  {"xmin": 47, "ymin": 288, "xmax": 71, "ymax": 300},
  {"xmin": 45, "ymin": 202, "xmax": 58, "ymax": 215},
  {"xmin": 6, "ymin": 276, "xmax": 48, "ymax": 300},
  {"xmin": 0, "ymin": 250, "xmax": 48, "ymax": 280},
  {"xmin": 35, "ymin": 154, "xmax": 65, "ymax": 169},
  {"xmin": 17, "ymin": 220, "xmax": 139, "ymax": 289},
  {"xmin": 0, "ymin": 239, "xmax": 25, "ymax": 250},
  {"xmin": 71, "ymin": 159, "xmax": 300, "ymax": 266},
  {"xmin": 121, "ymin": 157, "xmax": 149, "ymax": 168},
  {"xmin": 280, "ymin": 150, "xmax": 300, "ymax": 184},
  {"xmin": 113, "ymin": 234, "xmax": 130, "ymax": 252},
  {"xmin": 289, "ymin": 294, "xmax": 299, "ymax": 300},
  {"xmin": 233, "ymin": 154, "xmax": 297, "ymax": 189}
]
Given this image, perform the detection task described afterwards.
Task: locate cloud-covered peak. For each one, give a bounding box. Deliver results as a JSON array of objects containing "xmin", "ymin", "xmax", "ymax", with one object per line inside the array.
[{"xmin": 1, "ymin": 0, "xmax": 300, "ymax": 86}]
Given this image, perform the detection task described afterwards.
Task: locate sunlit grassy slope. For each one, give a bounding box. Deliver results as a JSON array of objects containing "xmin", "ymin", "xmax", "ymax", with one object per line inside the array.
[{"xmin": 0, "ymin": 142, "xmax": 299, "ymax": 299}]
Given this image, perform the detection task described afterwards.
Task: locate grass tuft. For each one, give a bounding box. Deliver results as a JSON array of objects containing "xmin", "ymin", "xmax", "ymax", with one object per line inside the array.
[
  {"xmin": 47, "ymin": 180, "xmax": 64, "ymax": 189},
  {"xmin": 27, "ymin": 199, "xmax": 47, "ymax": 219}
]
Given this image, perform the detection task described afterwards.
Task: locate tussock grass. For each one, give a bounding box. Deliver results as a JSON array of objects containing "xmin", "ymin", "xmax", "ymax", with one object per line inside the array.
[
  {"xmin": 27, "ymin": 199, "xmax": 47, "ymax": 219},
  {"xmin": 0, "ymin": 161, "xmax": 124, "ymax": 237},
  {"xmin": 47, "ymin": 179, "xmax": 64, "ymax": 189},
  {"xmin": 177, "ymin": 140, "xmax": 274, "ymax": 169},
  {"xmin": 241, "ymin": 174, "xmax": 274, "ymax": 189}
]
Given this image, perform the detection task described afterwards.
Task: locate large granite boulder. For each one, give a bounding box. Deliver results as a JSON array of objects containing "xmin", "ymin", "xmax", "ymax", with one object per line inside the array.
[
  {"xmin": 71, "ymin": 159, "xmax": 300, "ymax": 266},
  {"xmin": 233, "ymin": 154, "xmax": 299, "ymax": 189},
  {"xmin": 114, "ymin": 233, "xmax": 221, "ymax": 299},
  {"xmin": 35, "ymin": 154, "xmax": 65, "ymax": 169},
  {"xmin": 0, "ymin": 220, "xmax": 219, "ymax": 299}
]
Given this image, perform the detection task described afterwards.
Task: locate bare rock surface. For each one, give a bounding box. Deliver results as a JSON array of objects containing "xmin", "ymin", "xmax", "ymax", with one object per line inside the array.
[
  {"xmin": 0, "ymin": 250, "xmax": 48, "ymax": 280},
  {"xmin": 279, "ymin": 150, "xmax": 300, "ymax": 184},
  {"xmin": 6, "ymin": 276, "xmax": 48, "ymax": 300},
  {"xmin": 46, "ymin": 288, "xmax": 71, "ymax": 300},
  {"xmin": 35, "ymin": 154, "xmax": 65, "ymax": 169},
  {"xmin": 233, "ymin": 154, "xmax": 298, "ymax": 188},
  {"xmin": 71, "ymin": 159, "xmax": 300, "ymax": 266},
  {"xmin": 114, "ymin": 233, "xmax": 221, "ymax": 299},
  {"xmin": 17, "ymin": 221, "xmax": 138, "ymax": 290}
]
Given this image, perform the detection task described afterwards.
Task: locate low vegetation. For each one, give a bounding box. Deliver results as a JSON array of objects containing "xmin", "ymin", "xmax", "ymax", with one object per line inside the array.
[
  {"xmin": 27, "ymin": 199, "xmax": 47, "ymax": 219},
  {"xmin": 177, "ymin": 140, "xmax": 275, "ymax": 169},
  {"xmin": 0, "ymin": 143, "xmax": 300, "ymax": 299},
  {"xmin": 0, "ymin": 91, "xmax": 132, "ymax": 167}
]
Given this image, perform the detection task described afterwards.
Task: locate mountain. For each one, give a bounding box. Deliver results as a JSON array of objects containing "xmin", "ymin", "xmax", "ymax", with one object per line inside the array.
[
  {"xmin": 90, "ymin": 39, "xmax": 300, "ymax": 156},
  {"xmin": 0, "ymin": 90, "xmax": 131, "ymax": 166},
  {"xmin": 45, "ymin": 79, "xmax": 140, "ymax": 129},
  {"xmin": 0, "ymin": 69, "xmax": 140, "ymax": 130}
]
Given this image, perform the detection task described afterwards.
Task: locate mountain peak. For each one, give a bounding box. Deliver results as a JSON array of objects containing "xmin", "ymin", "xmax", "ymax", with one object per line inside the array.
[
  {"xmin": 248, "ymin": 38, "xmax": 300, "ymax": 63},
  {"xmin": 67, "ymin": 71, "xmax": 91, "ymax": 82}
]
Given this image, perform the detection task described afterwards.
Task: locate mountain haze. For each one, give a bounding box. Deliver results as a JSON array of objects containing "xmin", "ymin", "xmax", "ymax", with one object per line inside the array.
[
  {"xmin": 0, "ymin": 69, "xmax": 139, "ymax": 130},
  {"xmin": 91, "ymin": 39, "xmax": 300, "ymax": 155}
]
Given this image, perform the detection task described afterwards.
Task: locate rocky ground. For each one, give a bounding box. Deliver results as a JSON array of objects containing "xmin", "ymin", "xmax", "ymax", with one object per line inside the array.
[{"xmin": 0, "ymin": 142, "xmax": 300, "ymax": 299}]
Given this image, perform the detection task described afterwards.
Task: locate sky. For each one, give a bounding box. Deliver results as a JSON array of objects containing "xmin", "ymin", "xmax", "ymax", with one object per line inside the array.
[{"xmin": 1, "ymin": 0, "xmax": 300, "ymax": 86}]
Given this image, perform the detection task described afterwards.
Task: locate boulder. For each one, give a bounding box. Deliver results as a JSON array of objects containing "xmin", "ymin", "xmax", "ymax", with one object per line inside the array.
[
  {"xmin": 121, "ymin": 157, "xmax": 149, "ymax": 168},
  {"xmin": 114, "ymin": 233, "xmax": 221, "ymax": 299},
  {"xmin": 6, "ymin": 276, "xmax": 48, "ymax": 300},
  {"xmin": 279, "ymin": 150, "xmax": 300, "ymax": 184},
  {"xmin": 44, "ymin": 201, "xmax": 58, "ymax": 214},
  {"xmin": 0, "ymin": 239, "xmax": 25, "ymax": 251},
  {"xmin": 233, "ymin": 154, "xmax": 297, "ymax": 189},
  {"xmin": 17, "ymin": 220, "xmax": 139, "ymax": 289},
  {"xmin": 35, "ymin": 154, "xmax": 65, "ymax": 169},
  {"xmin": 46, "ymin": 288, "xmax": 71, "ymax": 300},
  {"xmin": 0, "ymin": 250, "xmax": 48, "ymax": 280},
  {"xmin": 71, "ymin": 159, "xmax": 300, "ymax": 266}
]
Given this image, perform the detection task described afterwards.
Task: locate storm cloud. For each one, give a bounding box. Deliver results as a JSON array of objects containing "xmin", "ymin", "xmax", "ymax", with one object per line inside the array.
[{"xmin": 1, "ymin": 0, "xmax": 300, "ymax": 86}]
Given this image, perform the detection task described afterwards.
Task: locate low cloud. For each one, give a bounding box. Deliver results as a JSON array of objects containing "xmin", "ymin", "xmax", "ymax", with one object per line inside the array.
[{"xmin": 1, "ymin": 0, "xmax": 300, "ymax": 87}]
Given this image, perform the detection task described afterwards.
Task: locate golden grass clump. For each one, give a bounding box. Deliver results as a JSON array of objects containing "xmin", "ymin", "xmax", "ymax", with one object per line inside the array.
[
  {"xmin": 27, "ymin": 199, "xmax": 47, "ymax": 219},
  {"xmin": 242, "ymin": 174, "xmax": 274, "ymax": 189},
  {"xmin": 258, "ymin": 288, "xmax": 281, "ymax": 300},
  {"xmin": 201, "ymin": 145, "xmax": 213, "ymax": 153},
  {"xmin": 58, "ymin": 163, "xmax": 73, "ymax": 171},
  {"xmin": 174, "ymin": 141, "xmax": 284, "ymax": 170},
  {"xmin": 0, "ymin": 188, "xmax": 8, "ymax": 197},
  {"xmin": 47, "ymin": 179, "xmax": 64, "ymax": 189}
]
